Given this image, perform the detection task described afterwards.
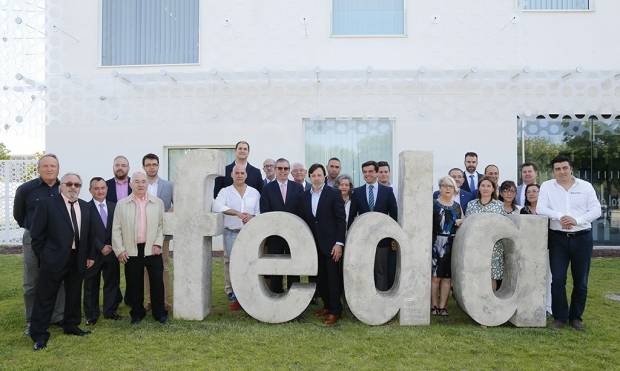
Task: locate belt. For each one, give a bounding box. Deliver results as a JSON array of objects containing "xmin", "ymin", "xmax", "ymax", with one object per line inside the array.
[
  {"xmin": 225, "ymin": 227, "xmax": 241, "ymax": 232},
  {"xmin": 550, "ymin": 229, "xmax": 591, "ymax": 237}
]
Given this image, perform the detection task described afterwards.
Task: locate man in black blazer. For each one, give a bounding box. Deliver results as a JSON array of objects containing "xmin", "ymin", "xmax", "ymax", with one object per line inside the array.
[
  {"xmin": 260, "ymin": 158, "xmax": 305, "ymax": 293},
  {"xmin": 106, "ymin": 155, "xmax": 132, "ymax": 202},
  {"xmin": 432, "ymin": 168, "xmax": 474, "ymax": 213},
  {"xmin": 302, "ymin": 164, "xmax": 346, "ymax": 325},
  {"xmin": 83, "ymin": 177, "xmax": 122, "ymax": 325},
  {"xmin": 214, "ymin": 141, "xmax": 263, "ymax": 198},
  {"xmin": 29, "ymin": 173, "xmax": 95, "ymax": 350},
  {"xmin": 460, "ymin": 152, "xmax": 483, "ymax": 194},
  {"xmin": 349, "ymin": 161, "xmax": 398, "ymax": 291}
]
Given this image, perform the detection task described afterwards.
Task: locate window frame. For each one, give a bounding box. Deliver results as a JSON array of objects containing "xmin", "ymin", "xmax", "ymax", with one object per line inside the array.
[
  {"xmin": 330, "ymin": 0, "xmax": 408, "ymax": 38},
  {"xmin": 164, "ymin": 144, "xmax": 235, "ymax": 182},
  {"xmin": 517, "ymin": 0, "xmax": 594, "ymax": 12}
]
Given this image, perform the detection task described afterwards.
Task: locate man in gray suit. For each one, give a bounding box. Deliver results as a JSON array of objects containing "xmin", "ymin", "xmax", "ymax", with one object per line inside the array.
[
  {"xmin": 143, "ymin": 153, "xmax": 174, "ymax": 311},
  {"xmin": 516, "ymin": 162, "xmax": 538, "ymax": 206}
]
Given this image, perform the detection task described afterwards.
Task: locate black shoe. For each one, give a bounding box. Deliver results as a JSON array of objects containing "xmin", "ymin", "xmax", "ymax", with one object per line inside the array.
[
  {"xmin": 130, "ymin": 316, "xmax": 144, "ymax": 325},
  {"xmin": 85, "ymin": 318, "xmax": 98, "ymax": 326},
  {"xmin": 63, "ymin": 326, "xmax": 91, "ymax": 336},
  {"xmin": 158, "ymin": 315, "xmax": 168, "ymax": 324},
  {"xmin": 51, "ymin": 320, "xmax": 64, "ymax": 328},
  {"xmin": 33, "ymin": 341, "xmax": 47, "ymax": 351},
  {"xmin": 24, "ymin": 322, "xmax": 31, "ymax": 337},
  {"xmin": 104, "ymin": 313, "xmax": 123, "ymax": 320},
  {"xmin": 550, "ymin": 320, "xmax": 566, "ymax": 330},
  {"xmin": 570, "ymin": 320, "xmax": 585, "ymax": 331}
]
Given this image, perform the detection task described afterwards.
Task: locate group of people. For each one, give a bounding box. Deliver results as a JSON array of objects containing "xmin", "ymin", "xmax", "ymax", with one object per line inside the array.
[{"xmin": 13, "ymin": 142, "xmax": 601, "ymax": 350}]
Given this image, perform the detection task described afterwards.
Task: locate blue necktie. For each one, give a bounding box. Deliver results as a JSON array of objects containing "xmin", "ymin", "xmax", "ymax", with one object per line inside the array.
[
  {"xmin": 368, "ymin": 185, "xmax": 375, "ymax": 211},
  {"xmin": 469, "ymin": 175, "xmax": 476, "ymax": 193}
]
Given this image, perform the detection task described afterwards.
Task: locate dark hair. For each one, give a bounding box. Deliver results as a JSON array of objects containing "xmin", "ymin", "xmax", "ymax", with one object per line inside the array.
[
  {"xmin": 328, "ymin": 157, "xmax": 341, "ymax": 164},
  {"xmin": 476, "ymin": 176, "xmax": 498, "ymax": 201},
  {"xmin": 89, "ymin": 176, "xmax": 106, "ymax": 189},
  {"xmin": 551, "ymin": 155, "xmax": 572, "ymax": 169},
  {"xmin": 484, "ymin": 164, "xmax": 499, "ymax": 174},
  {"xmin": 520, "ymin": 162, "xmax": 538, "ymax": 172},
  {"xmin": 498, "ymin": 180, "xmax": 517, "ymax": 210},
  {"xmin": 142, "ymin": 153, "xmax": 159, "ymax": 166},
  {"xmin": 464, "ymin": 152, "xmax": 478, "ymax": 159},
  {"xmin": 361, "ymin": 160, "xmax": 378, "ymax": 172},
  {"xmin": 235, "ymin": 141, "xmax": 250, "ymax": 151},
  {"xmin": 523, "ymin": 183, "xmax": 540, "ymax": 207},
  {"xmin": 308, "ymin": 163, "xmax": 326, "ymax": 176},
  {"xmin": 377, "ymin": 161, "xmax": 390, "ymax": 171},
  {"xmin": 275, "ymin": 158, "xmax": 290, "ymax": 167},
  {"xmin": 448, "ymin": 167, "xmax": 464, "ymax": 175}
]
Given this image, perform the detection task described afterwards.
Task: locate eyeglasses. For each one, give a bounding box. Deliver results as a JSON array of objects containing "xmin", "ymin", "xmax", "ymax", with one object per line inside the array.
[
  {"xmin": 63, "ymin": 182, "xmax": 82, "ymax": 188},
  {"xmin": 501, "ymin": 188, "xmax": 516, "ymax": 193},
  {"xmin": 276, "ymin": 167, "xmax": 290, "ymax": 171},
  {"xmin": 439, "ymin": 184, "xmax": 454, "ymax": 189}
]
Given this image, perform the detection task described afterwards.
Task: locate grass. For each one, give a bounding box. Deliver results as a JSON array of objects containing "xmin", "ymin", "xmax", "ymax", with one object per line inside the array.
[{"xmin": 0, "ymin": 255, "xmax": 619, "ymax": 370}]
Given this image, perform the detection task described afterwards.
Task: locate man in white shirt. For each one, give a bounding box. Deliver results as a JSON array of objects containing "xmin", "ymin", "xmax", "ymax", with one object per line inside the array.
[
  {"xmin": 537, "ymin": 155, "xmax": 601, "ymax": 331},
  {"xmin": 213, "ymin": 165, "xmax": 261, "ymax": 311}
]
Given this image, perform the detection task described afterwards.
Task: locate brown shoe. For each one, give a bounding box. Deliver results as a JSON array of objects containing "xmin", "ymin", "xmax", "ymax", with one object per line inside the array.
[
  {"xmin": 323, "ymin": 314, "xmax": 339, "ymax": 325},
  {"xmin": 570, "ymin": 320, "xmax": 585, "ymax": 331},
  {"xmin": 315, "ymin": 308, "xmax": 329, "ymax": 317}
]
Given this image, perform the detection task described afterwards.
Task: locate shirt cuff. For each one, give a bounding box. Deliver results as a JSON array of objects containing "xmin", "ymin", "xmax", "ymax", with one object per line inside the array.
[{"xmin": 335, "ymin": 242, "xmax": 344, "ymax": 246}]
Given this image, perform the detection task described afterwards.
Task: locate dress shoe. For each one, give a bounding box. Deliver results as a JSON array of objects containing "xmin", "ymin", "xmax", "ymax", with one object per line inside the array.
[
  {"xmin": 158, "ymin": 315, "xmax": 169, "ymax": 324},
  {"xmin": 131, "ymin": 316, "xmax": 144, "ymax": 325},
  {"xmin": 550, "ymin": 320, "xmax": 566, "ymax": 330},
  {"xmin": 323, "ymin": 314, "xmax": 339, "ymax": 325},
  {"xmin": 104, "ymin": 313, "xmax": 123, "ymax": 320},
  {"xmin": 85, "ymin": 318, "xmax": 98, "ymax": 326},
  {"xmin": 24, "ymin": 322, "xmax": 31, "ymax": 337},
  {"xmin": 63, "ymin": 327, "xmax": 91, "ymax": 336},
  {"xmin": 315, "ymin": 308, "xmax": 329, "ymax": 317},
  {"xmin": 33, "ymin": 340, "xmax": 47, "ymax": 351},
  {"xmin": 570, "ymin": 320, "xmax": 585, "ymax": 331}
]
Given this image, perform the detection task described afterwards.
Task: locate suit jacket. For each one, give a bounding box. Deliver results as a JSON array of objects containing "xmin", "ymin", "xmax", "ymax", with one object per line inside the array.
[
  {"xmin": 302, "ymin": 186, "xmax": 346, "ymax": 256},
  {"xmin": 461, "ymin": 171, "xmax": 483, "ymax": 194},
  {"xmin": 214, "ymin": 162, "xmax": 263, "ymax": 198},
  {"xmin": 112, "ymin": 194, "xmax": 164, "ymax": 257},
  {"xmin": 260, "ymin": 180, "xmax": 305, "ymax": 216},
  {"xmin": 432, "ymin": 189, "xmax": 473, "ymax": 213},
  {"xmin": 349, "ymin": 183, "xmax": 398, "ymax": 228},
  {"xmin": 155, "ymin": 177, "xmax": 174, "ymax": 211},
  {"xmin": 298, "ymin": 181, "xmax": 311, "ymax": 191},
  {"xmin": 105, "ymin": 177, "xmax": 132, "ymax": 203},
  {"xmin": 30, "ymin": 196, "xmax": 93, "ymax": 274},
  {"xmin": 85, "ymin": 199, "xmax": 115, "ymax": 277}
]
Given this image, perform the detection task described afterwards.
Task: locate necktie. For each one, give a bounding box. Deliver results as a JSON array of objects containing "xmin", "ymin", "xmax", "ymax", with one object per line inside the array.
[
  {"xmin": 99, "ymin": 202, "xmax": 108, "ymax": 227},
  {"xmin": 280, "ymin": 182, "xmax": 287, "ymax": 203},
  {"xmin": 469, "ymin": 175, "xmax": 476, "ymax": 193},
  {"xmin": 368, "ymin": 184, "xmax": 375, "ymax": 211},
  {"xmin": 69, "ymin": 200, "xmax": 80, "ymax": 248}
]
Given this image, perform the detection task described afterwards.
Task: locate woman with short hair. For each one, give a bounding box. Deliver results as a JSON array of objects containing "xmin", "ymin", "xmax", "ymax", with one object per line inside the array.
[
  {"xmin": 334, "ymin": 174, "xmax": 354, "ymax": 226},
  {"xmin": 499, "ymin": 180, "xmax": 521, "ymax": 215},
  {"xmin": 520, "ymin": 183, "xmax": 540, "ymax": 215}
]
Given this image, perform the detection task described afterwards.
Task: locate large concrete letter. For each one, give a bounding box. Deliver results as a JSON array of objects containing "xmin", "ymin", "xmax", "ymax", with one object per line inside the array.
[
  {"xmin": 230, "ymin": 212, "xmax": 318, "ymax": 323},
  {"xmin": 344, "ymin": 151, "xmax": 433, "ymax": 325},
  {"xmin": 452, "ymin": 214, "xmax": 548, "ymax": 327},
  {"xmin": 164, "ymin": 149, "xmax": 224, "ymax": 320}
]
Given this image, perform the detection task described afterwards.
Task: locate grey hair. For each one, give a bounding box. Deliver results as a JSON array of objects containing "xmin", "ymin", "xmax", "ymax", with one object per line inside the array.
[
  {"xmin": 130, "ymin": 170, "xmax": 147, "ymax": 180},
  {"xmin": 438, "ymin": 175, "xmax": 458, "ymax": 193},
  {"xmin": 61, "ymin": 172, "xmax": 82, "ymax": 183},
  {"xmin": 334, "ymin": 174, "xmax": 354, "ymax": 195},
  {"xmin": 37, "ymin": 153, "xmax": 58, "ymax": 168},
  {"xmin": 291, "ymin": 162, "xmax": 306, "ymax": 170}
]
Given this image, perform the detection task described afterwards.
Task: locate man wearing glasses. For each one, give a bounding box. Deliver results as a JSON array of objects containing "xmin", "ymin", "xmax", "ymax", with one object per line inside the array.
[{"xmin": 30, "ymin": 173, "xmax": 95, "ymax": 350}]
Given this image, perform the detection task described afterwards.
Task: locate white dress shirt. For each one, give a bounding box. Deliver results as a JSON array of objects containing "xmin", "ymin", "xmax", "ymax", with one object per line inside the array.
[
  {"xmin": 147, "ymin": 178, "xmax": 158, "ymax": 197},
  {"xmin": 537, "ymin": 177, "xmax": 601, "ymax": 232},
  {"xmin": 310, "ymin": 185, "xmax": 323, "ymax": 217},
  {"xmin": 212, "ymin": 184, "xmax": 261, "ymax": 230}
]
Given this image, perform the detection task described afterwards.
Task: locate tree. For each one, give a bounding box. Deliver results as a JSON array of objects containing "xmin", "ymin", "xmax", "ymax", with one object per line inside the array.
[{"xmin": 0, "ymin": 143, "xmax": 10, "ymax": 160}]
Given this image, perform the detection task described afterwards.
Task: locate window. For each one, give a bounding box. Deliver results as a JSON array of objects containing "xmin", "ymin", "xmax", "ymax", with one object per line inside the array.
[
  {"xmin": 304, "ymin": 118, "xmax": 393, "ymax": 186},
  {"xmin": 167, "ymin": 146, "xmax": 235, "ymax": 182},
  {"xmin": 101, "ymin": 0, "xmax": 199, "ymax": 66},
  {"xmin": 332, "ymin": 0, "xmax": 405, "ymax": 36},
  {"xmin": 520, "ymin": 0, "xmax": 590, "ymax": 10}
]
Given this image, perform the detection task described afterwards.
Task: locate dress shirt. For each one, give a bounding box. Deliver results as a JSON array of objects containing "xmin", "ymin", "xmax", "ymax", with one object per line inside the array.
[
  {"xmin": 13, "ymin": 177, "xmax": 60, "ymax": 229},
  {"xmin": 95, "ymin": 199, "xmax": 108, "ymax": 224},
  {"xmin": 365, "ymin": 181, "xmax": 379, "ymax": 207},
  {"xmin": 310, "ymin": 185, "xmax": 344, "ymax": 246},
  {"xmin": 465, "ymin": 171, "xmax": 479, "ymax": 190},
  {"xmin": 277, "ymin": 180, "xmax": 287, "ymax": 201},
  {"xmin": 344, "ymin": 198, "xmax": 351, "ymax": 224},
  {"xmin": 213, "ymin": 184, "xmax": 261, "ymax": 230},
  {"xmin": 517, "ymin": 183, "xmax": 527, "ymax": 207},
  {"xmin": 115, "ymin": 178, "xmax": 129, "ymax": 200},
  {"xmin": 134, "ymin": 195, "xmax": 148, "ymax": 243},
  {"xmin": 147, "ymin": 178, "xmax": 159, "ymax": 197},
  {"xmin": 61, "ymin": 194, "xmax": 81, "ymax": 250},
  {"xmin": 537, "ymin": 178, "xmax": 602, "ymax": 232}
]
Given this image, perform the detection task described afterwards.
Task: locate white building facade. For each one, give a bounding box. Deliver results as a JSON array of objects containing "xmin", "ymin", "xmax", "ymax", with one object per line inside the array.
[{"xmin": 45, "ymin": 0, "xmax": 620, "ymax": 245}]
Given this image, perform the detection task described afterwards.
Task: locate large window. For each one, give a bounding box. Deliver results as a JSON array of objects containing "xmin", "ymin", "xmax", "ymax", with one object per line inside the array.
[
  {"xmin": 101, "ymin": 0, "xmax": 199, "ymax": 66},
  {"xmin": 332, "ymin": 0, "xmax": 405, "ymax": 36},
  {"xmin": 518, "ymin": 116, "xmax": 620, "ymax": 245},
  {"xmin": 167, "ymin": 146, "xmax": 235, "ymax": 182},
  {"xmin": 520, "ymin": 0, "xmax": 590, "ymax": 10},
  {"xmin": 304, "ymin": 118, "xmax": 393, "ymax": 187}
]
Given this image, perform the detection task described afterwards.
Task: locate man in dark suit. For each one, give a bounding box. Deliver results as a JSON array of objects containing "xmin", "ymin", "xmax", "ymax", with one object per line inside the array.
[
  {"xmin": 106, "ymin": 155, "xmax": 132, "ymax": 202},
  {"xmin": 260, "ymin": 158, "xmax": 305, "ymax": 293},
  {"xmin": 433, "ymin": 168, "xmax": 475, "ymax": 213},
  {"xmin": 213, "ymin": 141, "xmax": 263, "ymax": 198},
  {"xmin": 262, "ymin": 158, "xmax": 276, "ymax": 185},
  {"xmin": 29, "ymin": 173, "xmax": 95, "ymax": 351},
  {"xmin": 460, "ymin": 152, "xmax": 483, "ymax": 194},
  {"xmin": 302, "ymin": 164, "xmax": 346, "ymax": 325},
  {"xmin": 83, "ymin": 177, "xmax": 122, "ymax": 325},
  {"xmin": 292, "ymin": 162, "xmax": 312, "ymax": 191},
  {"xmin": 349, "ymin": 160, "xmax": 398, "ymax": 291}
]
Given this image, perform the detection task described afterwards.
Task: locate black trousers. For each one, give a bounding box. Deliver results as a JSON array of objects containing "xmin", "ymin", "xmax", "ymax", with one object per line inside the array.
[
  {"xmin": 318, "ymin": 252, "xmax": 342, "ymax": 316},
  {"xmin": 83, "ymin": 253, "xmax": 121, "ymax": 320},
  {"xmin": 266, "ymin": 237, "xmax": 299, "ymax": 293},
  {"xmin": 30, "ymin": 250, "xmax": 82, "ymax": 343},
  {"xmin": 374, "ymin": 246, "xmax": 390, "ymax": 291},
  {"xmin": 124, "ymin": 244, "xmax": 166, "ymax": 321}
]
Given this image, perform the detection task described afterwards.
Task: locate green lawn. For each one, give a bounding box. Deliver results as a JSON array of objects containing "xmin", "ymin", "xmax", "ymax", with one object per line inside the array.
[{"xmin": 0, "ymin": 255, "xmax": 619, "ymax": 370}]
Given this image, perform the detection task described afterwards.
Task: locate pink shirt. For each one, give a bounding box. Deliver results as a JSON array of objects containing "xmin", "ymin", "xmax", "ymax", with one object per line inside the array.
[
  {"xmin": 115, "ymin": 178, "xmax": 129, "ymax": 200},
  {"xmin": 61, "ymin": 194, "xmax": 81, "ymax": 250},
  {"xmin": 133, "ymin": 194, "xmax": 148, "ymax": 244}
]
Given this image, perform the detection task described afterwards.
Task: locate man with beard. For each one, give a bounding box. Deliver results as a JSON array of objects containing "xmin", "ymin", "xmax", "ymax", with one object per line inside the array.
[
  {"xmin": 106, "ymin": 155, "xmax": 132, "ymax": 202},
  {"xmin": 461, "ymin": 152, "xmax": 483, "ymax": 194},
  {"xmin": 213, "ymin": 141, "xmax": 263, "ymax": 198},
  {"xmin": 326, "ymin": 158, "xmax": 341, "ymax": 188}
]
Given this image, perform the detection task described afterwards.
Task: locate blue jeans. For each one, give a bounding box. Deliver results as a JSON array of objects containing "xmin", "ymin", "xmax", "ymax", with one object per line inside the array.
[
  {"xmin": 548, "ymin": 230, "xmax": 593, "ymax": 322},
  {"xmin": 223, "ymin": 229, "xmax": 240, "ymax": 297}
]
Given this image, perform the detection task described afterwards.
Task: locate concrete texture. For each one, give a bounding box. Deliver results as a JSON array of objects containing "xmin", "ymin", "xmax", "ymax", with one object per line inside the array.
[
  {"xmin": 166, "ymin": 149, "xmax": 225, "ymax": 320},
  {"xmin": 230, "ymin": 212, "xmax": 317, "ymax": 323},
  {"xmin": 452, "ymin": 214, "xmax": 548, "ymax": 327}
]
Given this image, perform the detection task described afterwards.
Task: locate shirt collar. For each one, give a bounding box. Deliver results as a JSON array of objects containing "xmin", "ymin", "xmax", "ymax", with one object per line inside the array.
[
  {"xmin": 115, "ymin": 178, "xmax": 129, "ymax": 185},
  {"xmin": 366, "ymin": 181, "xmax": 379, "ymax": 188},
  {"xmin": 61, "ymin": 194, "xmax": 77, "ymax": 204},
  {"xmin": 37, "ymin": 177, "xmax": 60, "ymax": 187},
  {"xmin": 277, "ymin": 179, "xmax": 288, "ymax": 186},
  {"xmin": 311, "ymin": 184, "xmax": 324, "ymax": 195}
]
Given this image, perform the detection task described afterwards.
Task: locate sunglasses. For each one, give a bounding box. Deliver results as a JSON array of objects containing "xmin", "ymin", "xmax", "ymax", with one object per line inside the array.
[
  {"xmin": 63, "ymin": 182, "xmax": 82, "ymax": 188},
  {"xmin": 276, "ymin": 167, "xmax": 290, "ymax": 171}
]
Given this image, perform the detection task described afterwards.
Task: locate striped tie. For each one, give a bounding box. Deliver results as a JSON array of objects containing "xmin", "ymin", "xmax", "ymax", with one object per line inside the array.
[{"xmin": 368, "ymin": 185, "xmax": 375, "ymax": 211}]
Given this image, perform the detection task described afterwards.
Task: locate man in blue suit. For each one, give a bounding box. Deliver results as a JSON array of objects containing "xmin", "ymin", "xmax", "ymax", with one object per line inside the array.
[
  {"xmin": 460, "ymin": 152, "xmax": 483, "ymax": 194},
  {"xmin": 302, "ymin": 163, "xmax": 346, "ymax": 325},
  {"xmin": 433, "ymin": 168, "xmax": 475, "ymax": 213},
  {"xmin": 349, "ymin": 161, "xmax": 398, "ymax": 291},
  {"xmin": 214, "ymin": 141, "xmax": 263, "ymax": 198},
  {"xmin": 260, "ymin": 158, "xmax": 305, "ymax": 293}
]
